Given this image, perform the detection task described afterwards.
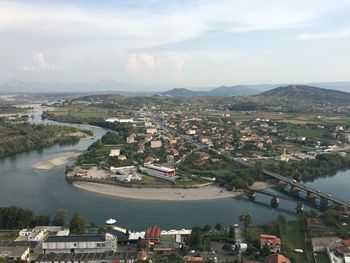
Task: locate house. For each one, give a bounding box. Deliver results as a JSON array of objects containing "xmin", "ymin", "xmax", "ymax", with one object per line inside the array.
[
  {"xmin": 151, "ymin": 140, "xmax": 162, "ymax": 148},
  {"xmin": 109, "ymin": 149, "xmax": 121, "ymax": 157},
  {"xmin": 172, "ymin": 149, "xmax": 179, "ymax": 156},
  {"xmin": 199, "ymin": 135, "xmax": 209, "ymax": 144},
  {"xmin": 186, "ymin": 129, "xmax": 196, "ymax": 135},
  {"xmin": 146, "ymin": 128, "xmax": 157, "ymax": 134},
  {"xmin": 260, "ymin": 235, "xmax": 281, "ymax": 253},
  {"xmin": 144, "ymin": 226, "xmax": 161, "ymax": 245},
  {"xmin": 256, "ymin": 142, "xmax": 264, "ymax": 149},
  {"xmin": 126, "ymin": 135, "xmax": 135, "ymax": 144},
  {"xmin": 138, "ymin": 145, "xmax": 145, "ymax": 153},
  {"xmin": 42, "ymin": 234, "xmax": 117, "ymax": 254},
  {"xmin": 118, "ymin": 155, "xmax": 127, "ymax": 161},
  {"xmin": 264, "ymin": 253, "xmax": 291, "ymax": 263}
]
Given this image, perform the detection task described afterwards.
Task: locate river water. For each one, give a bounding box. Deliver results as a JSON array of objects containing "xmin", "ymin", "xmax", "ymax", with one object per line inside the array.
[{"xmin": 1, "ymin": 108, "xmax": 349, "ymax": 231}]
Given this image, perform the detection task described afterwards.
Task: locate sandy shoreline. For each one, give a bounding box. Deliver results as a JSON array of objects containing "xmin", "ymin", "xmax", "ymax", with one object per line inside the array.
[
  {"xmin": 72, "ymin": 181, "xmax": 270, "ymax": 201},
  {"xmin": 33, "ymin": 152, "xmax": 80, "ymax": 170}
]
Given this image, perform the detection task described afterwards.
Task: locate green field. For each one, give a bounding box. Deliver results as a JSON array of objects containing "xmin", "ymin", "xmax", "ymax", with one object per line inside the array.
[
  {"xmin": 0, "ymin": 231, "xmax": 18, "ymax": 241},
  {"xmin": 280, "ymin": 221, "xmax": 309, "ymax": 263},
  {"xmin": 314, "ymin": 253, "xmax": 330, "ymax": 263}
]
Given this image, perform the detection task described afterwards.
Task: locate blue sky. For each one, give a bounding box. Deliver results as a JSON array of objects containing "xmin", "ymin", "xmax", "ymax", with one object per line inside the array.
[{"xmin": 1, "ymin": 0, "xmax": 350, "ymax": 88}]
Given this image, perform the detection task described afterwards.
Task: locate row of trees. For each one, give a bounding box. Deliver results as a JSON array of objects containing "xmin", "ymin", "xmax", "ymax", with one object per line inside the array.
[
  {"xmin": 267, "ymin": 153, "xmax": 350, "ymax": 181},
  {"xmin": 0, "ymin": 206, "xmax": 86, "ymax": 234}
]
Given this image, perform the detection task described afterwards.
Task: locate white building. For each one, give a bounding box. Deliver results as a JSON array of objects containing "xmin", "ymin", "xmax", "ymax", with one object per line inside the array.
[
  {"xmin": 105, "ymin": 118, "xmax": 134, "ymax": 123},
  {"xmin": 42, "ymin": 234, "xmax": 117, "ymax": 254},
  {"xmin": 109, "ymin": 149, "xmax": 121, "ymax": 157}
]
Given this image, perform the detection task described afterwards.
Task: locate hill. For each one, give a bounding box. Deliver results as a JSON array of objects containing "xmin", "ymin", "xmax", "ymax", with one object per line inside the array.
[
  {"xmin": 160, "ymin": 86, "xmax": 259, "ymax": 97},
  {"xmin": 257, "ymin": 85, "xmax": 350, "ymax": 104}
]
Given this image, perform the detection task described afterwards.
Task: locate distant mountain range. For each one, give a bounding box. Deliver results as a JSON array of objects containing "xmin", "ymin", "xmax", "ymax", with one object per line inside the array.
[
  {"xmin": 159, "ymin": 86, "xmax": 260, "ymax": 97},
  {"xmin": 257, "ymin": 85, "xmax": 350, "ymax": 104}
]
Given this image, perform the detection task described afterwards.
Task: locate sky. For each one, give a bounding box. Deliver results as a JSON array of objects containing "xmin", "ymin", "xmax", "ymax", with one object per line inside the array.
[{"xmin": 1, "ymin": 0, "xmax": 350, "ymax": 89}]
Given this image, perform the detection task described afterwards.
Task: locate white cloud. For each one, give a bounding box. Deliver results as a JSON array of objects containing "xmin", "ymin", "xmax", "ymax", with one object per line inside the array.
[
  {"xmin": 126, "ymin": 51, "xmax": 187, "ymax": 75},
  {"xmin": 22, "ymin": 53, "xmax": 59, "ymax": 71},
  {"xmin": 126, "ymin": 53, "xmax": 156, "ymax": 74},
  {"xmin": 298, "ymin": 27, "xmax": 350, "ymax": 40},
  {"xmin": 1, "ymin": 0, "xmax": 349, "ymax": 50}
]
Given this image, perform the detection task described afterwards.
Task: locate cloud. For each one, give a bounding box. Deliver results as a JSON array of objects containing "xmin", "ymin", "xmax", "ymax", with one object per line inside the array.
[
  {"xmin": 22, "ymin": 53, "xmax": 59, "ymax": 71},
  {"xmin": 126, "ymin": 51, "xmax": 186, "ymax": 75},
  {"xmin": 1, "ymin": 0, "xmax": 350, "ymax": 50},
  {"xmin": 126, "ymin": 53, "xmax": 156, "ymax": 74},
  {"xmin": 298, "ymin": 27, "xmax": 350, "ymax": 40}
]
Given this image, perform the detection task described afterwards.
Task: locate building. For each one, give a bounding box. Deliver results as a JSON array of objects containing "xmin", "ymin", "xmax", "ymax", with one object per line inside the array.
[
  {"xmin": 118, "ymin": 155, "xmax": 127, "ymax": 161},
  {"xmin": 146, "ymin": 128, "xmax": 157, "ymax": 134},
  {"xmin": 42, "ymin": 234, "xmax": 117, "ymax": 254},
  {"xmin": 0, "ymin": 246, "xmax": 30, "ymax": 262},
  {"xmin": 109, "ymin": 149, "xmax": 121, "ymax": 157},
  {"xmin": 126, "ymin": 135, "xmax": 135, "ymax": 144},
  {"xmin": 18, "ymin": 226, "xmax": 68, "ymax": 242},
  {"xmin": 199, "ymin": 136, "xmax": 209, "ymax": 144},
  {"xmin": 105, "ymin": 118, "xmax": 134, "ymax": 123},
  {"xmin": 140, "ymin": 164, "xmax": 176, "ymax": 182},
  {"xmin": 144, "ymin": 226, "xmax": 161, "ymax": 245},
  {"xmin": 186, "ymin": 129, "xmax": 196, "ymax": 135},
  {"xmin": 150, "ymin": 140, "xmax": 162, "ymax": 148},
  {"xmin": 260, "ymin": 235, "xmax": 281, "ymax": 253},
  {"xmin": 265, "ymin": 253, "xmax": 291, "ymax": 263},
  {"xmin": 36, "ymin": 251, "xmax": 137, "ymax": 263}
]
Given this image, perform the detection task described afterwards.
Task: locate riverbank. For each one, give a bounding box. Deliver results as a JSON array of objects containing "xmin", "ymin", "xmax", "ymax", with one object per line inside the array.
[
  {"xmin": 72, "ymin": 181, "xmax": 271, "ymax": 201},
  {"xmin": 33, "ymin": 152, "xmax": 80, "ymax": 170}
]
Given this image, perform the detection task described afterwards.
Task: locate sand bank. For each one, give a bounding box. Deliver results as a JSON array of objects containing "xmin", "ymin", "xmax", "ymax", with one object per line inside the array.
[
  {"xmin": 33, "ymin": 152, "xmax": 80, "ymax": 170},
  {"xmin": 72, "ymin": 181, "xmax": 270, "ymax": 201}
]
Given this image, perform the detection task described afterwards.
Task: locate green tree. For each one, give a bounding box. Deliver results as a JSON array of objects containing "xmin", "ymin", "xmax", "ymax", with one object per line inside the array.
[
  {"xmin": 215, "ymin": 223, "xmax": 223, "ymax": 231},
  {"xmin": 203, "ymin": 224, "xmax": 211, "ymax": 232},
  {"xmin": 277, "ymin": 214, "xmax": 288, "ymax": 227},
  {"xmin": 229, "ymin": 226, "xmax": 235, "ymax": 239},
  {"xmin": 69, "ymin": 213, "xmax": 86, "ymax": 234},
  {"xmin": 188, "ymin": 226, "xmax": 204, "ymax": 250},
  {"xmin": 52, "ymin": 209, "xmax": 67, "ymax": 226},
  {"xmin": 31, "ymin": 214, "xmax": 51, "ymax": 227},
  {"xmin": 239, "ymin": 212, "xmax": 252, "ymax": 232},
  {"xmin": 261, "ymin": 243, "xmax": 271, "ymax": 256}
]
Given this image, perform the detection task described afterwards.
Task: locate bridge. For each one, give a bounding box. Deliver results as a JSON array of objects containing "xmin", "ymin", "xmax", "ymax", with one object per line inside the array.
[{"xmin": 232, "ymin": 157, "xmax": 350, "ymax": 210}]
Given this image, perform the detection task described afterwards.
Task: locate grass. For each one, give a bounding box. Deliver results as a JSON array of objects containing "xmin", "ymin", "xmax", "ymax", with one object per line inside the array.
[
  {"xmin": 0, "ymin": 231, "xmax": 18, "ymax": 241},
  {"xmin": 314, "ymin": 253, "xmax": 330, "ymax": 263},
  {"xmin": 280, "ymin": 221, "xmax": 308, "ymax": 263}
]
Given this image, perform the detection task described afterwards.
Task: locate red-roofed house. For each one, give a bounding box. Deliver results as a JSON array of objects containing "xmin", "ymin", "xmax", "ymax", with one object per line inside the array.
[
  {"xmin": 260, "ymin": 235, "xmax": 281, "ymax": 253},
  {"xmin": 265, "ymin": 253, "xmax": 290, "ymax": 263},
  {"xmin": 144, "ymin": 225, "xmax": 161, "ymax": 245},
  {"xmin": 342, "ymin": 240, "xmax": 350, "ymax": 248}
]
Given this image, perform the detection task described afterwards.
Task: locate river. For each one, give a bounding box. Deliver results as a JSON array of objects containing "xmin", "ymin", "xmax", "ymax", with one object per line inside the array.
[{"xmin": 0, "ymin": 107, "xmax": 349, "ymax": 231}]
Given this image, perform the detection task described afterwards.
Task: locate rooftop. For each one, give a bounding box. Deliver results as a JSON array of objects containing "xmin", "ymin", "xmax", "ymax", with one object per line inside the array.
[
  {"xmin": 44, "ymin": 235, "xmax": 105, "ymax": 243},
  {"xmin": 35, "ymin": 251, "xmax": 137, "ymax": 262}
]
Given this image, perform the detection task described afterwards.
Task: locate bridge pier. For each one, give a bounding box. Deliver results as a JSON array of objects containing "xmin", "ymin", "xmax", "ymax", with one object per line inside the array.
[
  {"xmin": 307, "ymin": 191, "xmax": 316, "ymax": 199},
  {"xmin": 247, "ymin": 190, "xmax": 256, "ymax": 201},
  {"xmin": 271, "ymin": 196, "xmax": 280, "ymax": 208},
  {"xmin": 320, "ymin": 197, "xmax": 329, "ymax": 210},
  {"xmin": 296, "ymin": 202, "xmax": 304, "ymax": 214}
]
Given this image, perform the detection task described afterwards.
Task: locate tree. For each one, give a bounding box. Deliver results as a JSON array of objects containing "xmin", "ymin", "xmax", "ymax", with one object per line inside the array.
[
  {"xmin": 188, "ymin": 227, "xmax": 204, "ymax": 250},
  {"xmin": 31, "ymin": 214, "xmax": 51, "ymax": 227},
  {"xmin": 277, "ymin": 214, "xmax": 287, "ymax": 226},
  {"xmin": 239, "ymin": 212, "xmax": 252, "ymax": 232},
  {"xmin": 229, "ymin": 226, "xmax": 235, "ymax": 239},
  {"xmin": 52, "ymin": 209, "xmax": 67, "ymax": 226},
  {"xmin": 69, "ymin": 213, "xmax": 86, "ymax": 234},
  {"xmin": 215, "ymin": 223, "xmax": 223, "ymax": 231},
  {"xmin": 203, "ymin": 224, "xmax": 211, "ymax": 232},
  {"xmin": 261, "ymin": 243, "xmax": 271, "ymax": 256}
]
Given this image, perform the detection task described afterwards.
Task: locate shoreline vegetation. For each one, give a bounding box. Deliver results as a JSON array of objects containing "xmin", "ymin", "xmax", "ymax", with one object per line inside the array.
[
  {"xmin": 0, "ymin": 119, "xmax": 93, "ymax": 158},
  {"xmin": 71, "ymin": 181, "xmax": 270, "ymax": 201},
  {"xmin": 33, "ymin": 151, "xmax": 81, "ymax": 170}
]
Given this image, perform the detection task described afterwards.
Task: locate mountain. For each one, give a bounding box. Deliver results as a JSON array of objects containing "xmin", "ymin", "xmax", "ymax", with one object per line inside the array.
[
  {"xmin": 159, "ymin": 85, "xmax": 260, "ymax": 97},
  {"xmin": 0, "ymin": 79, "xmax": 149, "ymax": 94},
  {"xmin": 257, "ymin": 85, "xmax": 350, "ymax": 104}
]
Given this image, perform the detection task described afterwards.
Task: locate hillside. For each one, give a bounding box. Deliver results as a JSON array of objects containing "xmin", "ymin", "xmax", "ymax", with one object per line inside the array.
[
  {"xmin": 257, "ymin": 85, "xmax": 350, "ymax": 104},
  {"xmin": 160, "ymin": 85, "xmax": 259, "ymax": 97}
]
